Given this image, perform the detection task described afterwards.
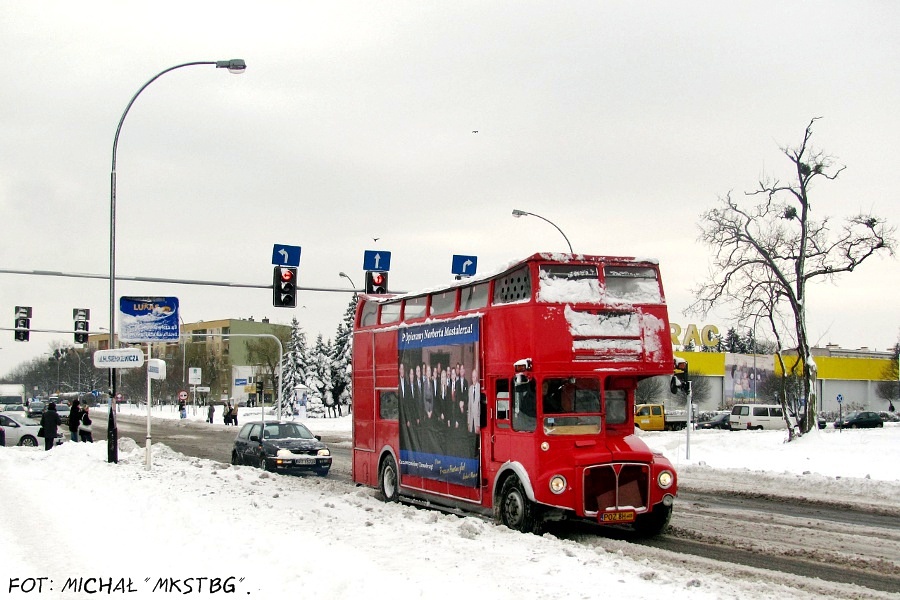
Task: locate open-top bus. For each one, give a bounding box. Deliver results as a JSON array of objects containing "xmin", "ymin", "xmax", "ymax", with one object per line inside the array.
[{"xmin": 351, "ymin": 252, "xmax": 678, "ymax": 535}]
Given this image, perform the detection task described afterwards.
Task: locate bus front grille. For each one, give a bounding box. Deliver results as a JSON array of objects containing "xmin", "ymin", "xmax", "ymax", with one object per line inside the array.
[{"xmin": 582, "ymin": 463, "xmax": 649, "ymax": 515}]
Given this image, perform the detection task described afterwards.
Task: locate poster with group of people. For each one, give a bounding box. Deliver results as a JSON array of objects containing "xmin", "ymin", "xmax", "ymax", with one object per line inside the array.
[
  {"xmin": 725, "ymin": 353, "xmax": 773, "ymax": 403},
  {"xmin": 398, "ymin": 317, "xmax": 481, "ymax": 488}
]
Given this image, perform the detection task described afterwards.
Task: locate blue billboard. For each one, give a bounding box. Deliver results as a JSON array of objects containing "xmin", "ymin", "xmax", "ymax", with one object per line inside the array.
[{"xmin": 118, "ymin": 296, "xmax": 180, "ymax": 343}]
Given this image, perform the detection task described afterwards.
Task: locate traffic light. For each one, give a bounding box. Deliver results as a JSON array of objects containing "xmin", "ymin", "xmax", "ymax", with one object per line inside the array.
[
  {"xmin": 14, "ymin": 306, "xmax": 31, "ymax": 342},
  {"xmin": 74, "ymin": 308, "xmax": 90, "ymax": 344},
  {"xmin": 14, "ymin": 317, "xmax": 30, "ymax": 342},
  {"xmin": 365, "ymin": 271, "xmax": 388, "ymax": 294},
  {"xmin": 273, "ymin": 266, "xmax": 297, "ymax": 307}
]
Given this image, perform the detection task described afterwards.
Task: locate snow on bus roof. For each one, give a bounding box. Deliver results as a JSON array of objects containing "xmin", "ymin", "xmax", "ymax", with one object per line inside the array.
[{"xmin": 361, "ymin": 252, "xmax": 660, "ymax": 304}]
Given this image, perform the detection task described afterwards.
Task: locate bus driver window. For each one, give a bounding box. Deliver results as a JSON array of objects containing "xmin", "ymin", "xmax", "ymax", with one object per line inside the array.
[{"xmin": 513, "ymin": 377, "xmax": 537, "ymax": 432}]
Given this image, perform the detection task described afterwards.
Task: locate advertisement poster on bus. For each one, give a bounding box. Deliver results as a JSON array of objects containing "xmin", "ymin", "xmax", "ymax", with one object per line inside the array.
[{"xmin": 398, "ymin": 316, "xmax": 481, "ymax": 488}]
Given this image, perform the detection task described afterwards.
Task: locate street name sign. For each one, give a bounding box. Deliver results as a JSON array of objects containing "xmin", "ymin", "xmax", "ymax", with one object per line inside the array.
[{"xmin": 94, "ymin": 348, "xmax": 145, "ymax": 369}]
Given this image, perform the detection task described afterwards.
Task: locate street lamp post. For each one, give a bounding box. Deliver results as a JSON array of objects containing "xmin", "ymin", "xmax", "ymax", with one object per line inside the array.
[
  {"xmin": 339, "ymin": 271, "xmax": 357, "ymax": 293},
  {"xmin": 107, "ymin": 59, "xmax": 246, "ymax": 463},
  {"xmin": 511, "ymin": 209, "xmax": 574, "ymax": 253}
]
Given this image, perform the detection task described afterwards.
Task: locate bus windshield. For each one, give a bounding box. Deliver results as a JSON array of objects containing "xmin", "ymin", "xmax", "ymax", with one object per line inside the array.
[{"xmin": 541, "ymin": 377, "xmax": 602, "ymax": 435}]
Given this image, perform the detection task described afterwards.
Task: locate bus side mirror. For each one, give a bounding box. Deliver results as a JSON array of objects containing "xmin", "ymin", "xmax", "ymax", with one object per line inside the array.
[{"xmin": 670, "ymin": 375, "xmax": 681, "ymax": 395}]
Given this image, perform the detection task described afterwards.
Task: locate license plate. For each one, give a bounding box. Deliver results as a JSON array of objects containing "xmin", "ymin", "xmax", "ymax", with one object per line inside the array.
[
  {"xmin": 294, "ymin": 457, "xmax": 315, "ymax": 465},
  {"xmin": 599, "ymin": 510, "xmax": 636, "ymax": 524}
]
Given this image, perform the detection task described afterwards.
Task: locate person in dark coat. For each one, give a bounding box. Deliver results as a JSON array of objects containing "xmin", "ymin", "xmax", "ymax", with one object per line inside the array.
[
  {"xmin": 78, "ymin": 405, "xmax": 94, "ymax": 443},
  {"xmin": 41, "ymin": 402, "xmax": 62, "ymax": 451},
  {"xmin": 68, "ymin": 399, "xmax": 81, "ymax": 442}
]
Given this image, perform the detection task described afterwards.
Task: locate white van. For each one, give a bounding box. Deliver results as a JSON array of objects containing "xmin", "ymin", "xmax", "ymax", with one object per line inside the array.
[{"xmin": 729, "ymin": 404, "xmax": 786, "ymax": 430}]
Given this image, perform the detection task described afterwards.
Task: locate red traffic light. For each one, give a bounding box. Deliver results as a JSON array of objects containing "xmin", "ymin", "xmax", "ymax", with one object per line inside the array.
[
  {"xmin": 365, "ymin": 271, "xmax": 388, "ymax": 294},
  {"xmin": 273, "ymin": 267, "xmax": 298, "ymax": 307}
]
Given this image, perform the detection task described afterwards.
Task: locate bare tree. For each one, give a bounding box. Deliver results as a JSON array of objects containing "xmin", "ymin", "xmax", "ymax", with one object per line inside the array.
[
  {"xmin": 636, "ymin": 376, "xmax": 665, "ymax": 404},
  {"xmin": 690, "ymin": 119, "xmax": 896, "ymax": 438}
]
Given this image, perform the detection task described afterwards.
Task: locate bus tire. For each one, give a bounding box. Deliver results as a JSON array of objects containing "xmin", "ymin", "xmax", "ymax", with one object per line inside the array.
[
  {"xmin": 379, "ymin": 455, "xmax": 399, "ymax": 502},
  {"xmin": 498, "ymin": 476, "xmax": 539, "ymax": 534},
  {"xmin": 632, "ymin": 504, "xmax": 672, "ymax": 538}
]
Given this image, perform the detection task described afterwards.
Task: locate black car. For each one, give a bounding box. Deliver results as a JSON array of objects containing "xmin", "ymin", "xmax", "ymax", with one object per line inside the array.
[
  {"xmin": 696, "ymin": 413, "xmax": 731, "ymax": 430},
  {"xmin": 834, "ymin": 411, "xmax": 883, "ymax": 429},
  {"xmin": 232, "ymin": 421, "xmax": 332, "ymax": 476},
  {"xmin": 26, "ymin": 401, "xmax": 46, "ymax": 419}
]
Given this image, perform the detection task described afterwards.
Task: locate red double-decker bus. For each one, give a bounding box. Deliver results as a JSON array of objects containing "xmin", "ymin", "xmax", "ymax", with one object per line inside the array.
[{"xmin": 351, "ymin": 252, "xmax": 678, "ymax": 535}]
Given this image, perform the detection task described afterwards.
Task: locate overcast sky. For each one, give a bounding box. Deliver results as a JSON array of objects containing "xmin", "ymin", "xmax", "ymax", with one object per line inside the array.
[{"xmin": 2, "ymin": 1, "xmax": 898, "ymax": 377}]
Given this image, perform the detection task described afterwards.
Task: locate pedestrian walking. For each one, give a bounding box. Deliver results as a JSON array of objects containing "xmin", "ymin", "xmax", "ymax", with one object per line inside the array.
[
  {"xmin": 78, "ymin": 405, "xmax": 94, "ymax": 442},
  {"xmin": 231, "ymin": 403, "xmax": 239, "ymax": 427},
  {"xmin": 207, "ymin": 403, "xmax": 215, "ymax": 424},
  {"xmin": 68, "ymin": 399, "xmax": 81, "ymax": 442},
  {"xmin": 40, "ymin": 402, "xmax": 62, "ymax": 451},
  {"xmin": 179, "ymin": 399, "xmax": 187, "ymax": 419}
]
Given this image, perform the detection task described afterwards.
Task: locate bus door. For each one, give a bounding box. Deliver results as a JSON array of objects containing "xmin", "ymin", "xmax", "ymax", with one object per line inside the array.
[
  {"xmin": 490, "ymin": 379, "xmax": 511, "ymax": 464},
  {"xmin": 490, "ymin": 376, "xmax": 537, "ymax": 465}
]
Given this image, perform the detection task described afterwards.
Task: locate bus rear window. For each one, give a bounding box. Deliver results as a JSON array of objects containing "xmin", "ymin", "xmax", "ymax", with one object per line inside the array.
[
  {"xmin": 359, "ymin": 301, "xmax": 378, "ymax": 327},
  {"xmin": 603, "ymin": 266, "xmax": 661, "ymax": 303}
]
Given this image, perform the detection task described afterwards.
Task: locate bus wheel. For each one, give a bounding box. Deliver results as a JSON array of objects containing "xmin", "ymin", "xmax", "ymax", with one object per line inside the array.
[
  {"xmin": 499, "ymin": 476, "xmax": 538, "ymax": 533},
  {"xmin": 632, "ymin": 504, "xmax": 672, "ymax": 538},
  {"xmin": 380, "ymin": 455, "xmax": 399, "ymax": 502}
]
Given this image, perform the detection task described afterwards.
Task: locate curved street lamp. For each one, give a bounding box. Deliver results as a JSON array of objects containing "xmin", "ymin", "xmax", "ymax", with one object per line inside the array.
[
  {"xmin": 338, "ymin": 271, "xmax": 358, "ymax": 292},
  {"xmin": 107, "ymin": 59, "xmax": 246, "ymax": 463},
  {"xmin": 511, "ymin": 209, "xmax": 574, "ymax": 253}
]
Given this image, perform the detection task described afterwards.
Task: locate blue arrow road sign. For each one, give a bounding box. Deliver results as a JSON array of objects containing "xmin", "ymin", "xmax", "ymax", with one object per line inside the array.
[
  {"xmin": 363, "ymin": 250, "xmax": 392, "ymax": 272},
  {"xmin": 272, "ymin": 244, "xmax": 302, "ymax": 267},
  {"xmin": 452, "ymin": 254, "xmax": 478, "ymax": 276}
]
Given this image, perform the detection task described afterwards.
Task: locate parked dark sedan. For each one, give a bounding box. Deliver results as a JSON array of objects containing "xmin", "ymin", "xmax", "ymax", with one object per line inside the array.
[
  {"xmin": 834, "ymin": 411, "xmax": 883, "ymax": 429},
  {"xmin": 696, "ymin": 413, "xmax": 731, "ymax": 430},
  {"xmin": 232, "ymin": 421, "xmax": 331, "ymax": 476}
]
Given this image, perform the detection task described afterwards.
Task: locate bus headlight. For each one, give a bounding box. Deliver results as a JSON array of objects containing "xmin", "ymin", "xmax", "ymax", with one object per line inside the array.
[
  {"xmin": 657, "ymin": 470, "xmax": 674, "ymax": 490},
  {"xmin": 549, "ymin": 475, "xmax": 567, "ymax": 494}
]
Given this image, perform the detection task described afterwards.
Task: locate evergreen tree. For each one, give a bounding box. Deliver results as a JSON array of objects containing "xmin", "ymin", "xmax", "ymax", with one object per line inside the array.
[
  {"xmin": 281, "ymin": 318, "xmax": 309, "ymax": 417},
  {"xmin": 329, "ymin": 295, "xmax": 357, "ymax": 415},
  {"xmin": 308, "ymin": 334, "xmax": 334, "ymax": 417},
  {"xmin": 721, "ymin": 327, "xmax": 743, "ymax": 353},
  {"xmin": 743, "ymin": 328, "xmax": 758, "ymax": 354}
]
